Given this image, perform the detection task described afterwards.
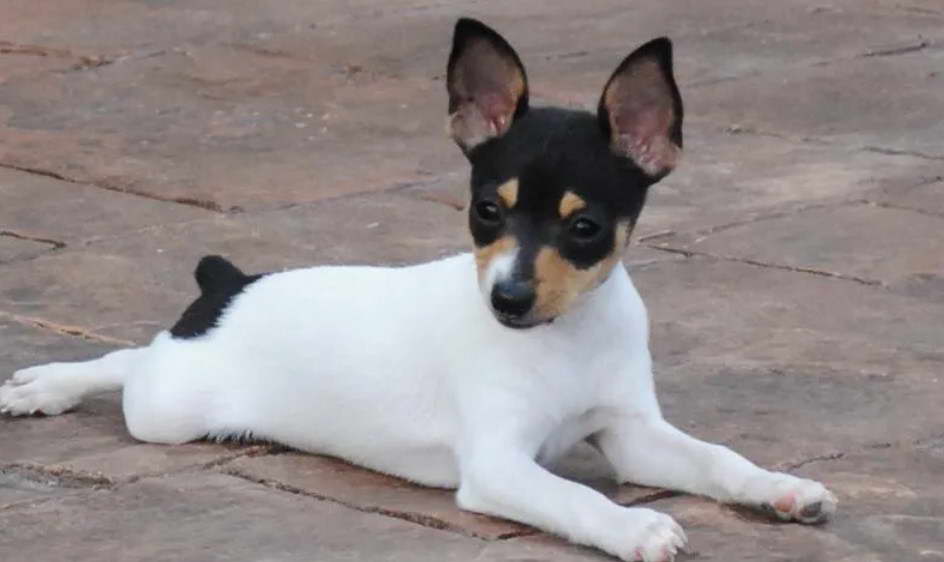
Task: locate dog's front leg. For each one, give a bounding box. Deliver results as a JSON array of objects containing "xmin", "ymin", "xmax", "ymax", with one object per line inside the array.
[
  {"xmin": 596, "ymin": 415, "xmax": 837, "ymax": 523},
  {"xmin": 456, "ymin": 439, "xmax": 686, "ymax": 562}
]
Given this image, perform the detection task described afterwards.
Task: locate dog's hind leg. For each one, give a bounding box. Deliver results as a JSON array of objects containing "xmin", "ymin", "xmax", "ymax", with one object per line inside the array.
[{"xmin": 0, "ymin": 347, "xmax": 146, "ymax": 416}]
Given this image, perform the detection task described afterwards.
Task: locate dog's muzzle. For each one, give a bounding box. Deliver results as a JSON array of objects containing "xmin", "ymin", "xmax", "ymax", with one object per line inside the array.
[{"xmin": 491, "ymin": 280, "xmax": 546, "ymax": 329}]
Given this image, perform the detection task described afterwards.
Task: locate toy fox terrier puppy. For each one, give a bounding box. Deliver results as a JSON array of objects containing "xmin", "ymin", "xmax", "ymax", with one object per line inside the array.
[{"xmin": 1, "ymin": 18, "xmax": 836, "ymax": 562}]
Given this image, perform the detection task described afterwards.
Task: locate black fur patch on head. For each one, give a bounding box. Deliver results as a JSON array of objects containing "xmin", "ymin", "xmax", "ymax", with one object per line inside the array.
[
  {"xmin": 468, "ymin": 107, "xmax": 653, "ymax": 271},
  {"xmin": 170, "ymin": 255, "xmax": 263, "ymax": 339}
]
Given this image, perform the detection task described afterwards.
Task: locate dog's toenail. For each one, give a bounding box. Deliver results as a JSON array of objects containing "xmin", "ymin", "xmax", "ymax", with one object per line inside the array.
[{"xmin": 800, "ymin": 501, "xmax": 822, "ymax": 519}]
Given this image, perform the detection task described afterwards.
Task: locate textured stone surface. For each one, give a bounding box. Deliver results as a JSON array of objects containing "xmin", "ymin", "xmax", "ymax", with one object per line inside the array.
[
  {"xmin": 2, "ymin": 1, "xmax": 943, "ymax": 560},
  {"xmin": 633, "ymin": 257, "xmax": 944, "ymax": 469},
  {"xmin": 655, "ymin": 202, "xmax": 944, "ymax": 287},
  {"xmin": 0, "ymin": 167, "xmax": 211, "ymax": 244},
  {"xmin": 224, "ymin": 453, "xmax": 527, "ymax": 540},
  {"xmin": 0, "ymin": 235, "xmax": 52, "ymax": 264},
  {"xmin": 635, "ymin": 128, "xmax": 940, "ymax": 240},
  {"xmin": 692, "ymin": 47, "xmax": 944, "ymax": 157},
  {"xmin": 0, "ymin": 473, "xmax": 490, "ymax": 562}
]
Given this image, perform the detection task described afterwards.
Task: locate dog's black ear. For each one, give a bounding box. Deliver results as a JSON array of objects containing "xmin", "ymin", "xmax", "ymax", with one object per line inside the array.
[
  {"xmin": 598, "ymin": 37, "xmax": 683, "ymax": 179},
  {"xmin": 447, "ymin": 18, "xmax": 529, "ymax": 153}
]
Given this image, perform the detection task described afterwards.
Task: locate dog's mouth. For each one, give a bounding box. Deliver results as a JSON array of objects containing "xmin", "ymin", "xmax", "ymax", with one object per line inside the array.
[{"xmin": 494, "ymin": 312, "xmax": 554, "ymax": 330}]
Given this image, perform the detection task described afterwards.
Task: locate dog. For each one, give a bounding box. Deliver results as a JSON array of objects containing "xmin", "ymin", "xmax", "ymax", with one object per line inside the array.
[{"xmin": 0, "ymin": 18, "xmax": 836, "ymax": 562}]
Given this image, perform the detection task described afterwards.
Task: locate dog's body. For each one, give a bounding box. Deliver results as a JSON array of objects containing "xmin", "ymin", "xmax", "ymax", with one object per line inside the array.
[{"xmin": 1, "ymin": 19, "xmax": 836, "ymax": 562}]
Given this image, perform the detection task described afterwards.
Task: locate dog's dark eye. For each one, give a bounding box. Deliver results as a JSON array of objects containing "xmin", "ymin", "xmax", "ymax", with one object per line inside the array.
[
  {"xmin": 569, "ymin": 217, "xmax": 602, "ymax": 240},
  {"xmin": 475, "ymin": 201, "xmax": 502, "ymax": 223}
]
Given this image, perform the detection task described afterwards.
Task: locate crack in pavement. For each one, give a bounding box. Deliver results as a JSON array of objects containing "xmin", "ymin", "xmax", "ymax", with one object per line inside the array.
[
  {"xmin": 644, "ymin": 245, "xmax": 885, "ymax": 287},
  {"xmin": 863, "ymin": 146, "xmax": 944, "ymax": 161},
  {"xmin": 622, "ymin": 488, "xmax": 683, "ymax": 507},
  {"xmin": 859, "ymin": 199, "xmax": 944, "ymax": 220},
  {"xmin": 0, "ymin": 463, "xmax": 114, "ymax": 490},
  {"xmin": 721, "ymin": 125, "xmax": 944, "ymax": 162},
  {"xmin": 0, "ymin": 229, "xmax": 66, "ymax": 250},
  {"xmin": 0, "ymin": 162, "xmax": 229, "ymax": 214},
  {"xmin": 776, "ymin": 452, "xmax": 847, "ymax": 471},
  {"xmin": 0, "ymin": 310, "xmax": 136, "ymax": 346},
  {"xmin": 0, "ymin": 229, "xmax": 66, "ymax": 266},
  {"xmin": 221, "ymin": 467, "xmax": 498, "ymax": 540},
  {"xmin": 861, "ymin": 39, "xmax": 932, "ymax": 58},
  {"xmin": 0, "ymin": 40, "xmax": 115, "ymax": 71}
]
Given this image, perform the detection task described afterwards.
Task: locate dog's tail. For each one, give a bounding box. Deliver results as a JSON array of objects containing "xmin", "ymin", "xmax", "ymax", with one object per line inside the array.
[{"xmin": 194, "ymin": 255, "xmax": 250, "ymax": 295}]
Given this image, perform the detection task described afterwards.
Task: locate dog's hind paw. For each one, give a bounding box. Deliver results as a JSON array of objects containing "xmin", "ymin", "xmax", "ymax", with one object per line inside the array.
[
  {"xmin": 0, "ymin": 365, "xmax": 81, "ymax": 416},
  {"xmin": 761, "ymin": 474, "xmax": 838, "ymax": 524}
]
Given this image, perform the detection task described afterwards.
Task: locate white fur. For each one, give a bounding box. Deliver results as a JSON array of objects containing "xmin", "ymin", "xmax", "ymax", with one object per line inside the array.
[{"xmin": 1, "ymin": 252, "xmax": 835, "ymax": 562}]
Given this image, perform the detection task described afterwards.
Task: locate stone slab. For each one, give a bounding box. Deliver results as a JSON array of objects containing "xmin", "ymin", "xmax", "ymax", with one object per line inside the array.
[
  {"xmin": 0, "ymin": 235, "xmax": 52, "ymax": 264},
  {"xmin": 868, "ymin": 178, "xmax": 944, "ymax": 217},
  {"xmin": 526, "ymin": 2, "xmax": 944, "ymax": 104},
  {"xmin": 637, "ymin": 126, "xmax": 939, "ymax": 241},
  {"xmin": 0, "ymin": 166, "xmax": 211, "ymax": 244},
  {"xmin": 0, "ymin": 317, "xmax": 258, "ymax": 481},
  {"xmin": 630, "ymin": 257, "xmax": 944, "ymax": 467},
  {"xmin": 224, "ymin": 453, "xmax": 527, "ymax": 540},
  {"xmin": 481, "ymin": 533, "xmax": 612, "ymax": 561},
  {"xmin": 0, "ymin": 465, "xmax": 98, "ymax": 509},
  {"xmin": 656, "ymin": 202, "xmax": 944, "ymax": 288},
  {"xmin": 0, "ymin": 472, "xmax": 489, "ymax": 562},
  {"xmin": 635, "ymin": 257, "xmax": 944, "ymax": 371},
  {"xmin": 0, "ymin": 40, "xmax": 466, "ymax": 213},
  {"xmin": 692, "ymin": 47, "xmax": 944, "ymax": 157},
  {"xmin": 4, "ymin": 0, "xmax": 941, "ymax": 215}
]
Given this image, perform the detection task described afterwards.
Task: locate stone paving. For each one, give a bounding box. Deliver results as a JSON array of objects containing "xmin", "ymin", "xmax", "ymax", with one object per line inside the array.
[{"xmin": 1, "ymin": 1, "xmax": 942, "ymax": 560}]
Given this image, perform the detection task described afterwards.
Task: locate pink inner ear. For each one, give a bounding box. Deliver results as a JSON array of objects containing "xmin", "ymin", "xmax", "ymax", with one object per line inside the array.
[
  {"xmin": 478, "ymin": 91, "xmax": 515, "ymax": 136},
  {"xmin": 611, "ymin": 100, "xmax": 679, "ymax": 176},
  {"xmin": 448, "ymin": 37, "xmax": 525, "ymax": 150},
  {"xmin": 603, "ymin": 60, "xmax": 681, "ymax": 176},
  {"xmin": 449, "ymin": 90, "xmax": 516, "ymax": 151}
]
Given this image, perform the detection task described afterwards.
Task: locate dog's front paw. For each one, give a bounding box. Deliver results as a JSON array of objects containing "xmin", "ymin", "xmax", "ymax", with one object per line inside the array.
[
  {"xmin": 0, "ymin": 365, "xmax": 79, "ymax": 416},
  {"xmin": 761, "ymin": 473, "xmax": 837, "ymax": 524},
  {"xmin": 601, "ymin": 507, "xmax": 687, "ymax": 562}
]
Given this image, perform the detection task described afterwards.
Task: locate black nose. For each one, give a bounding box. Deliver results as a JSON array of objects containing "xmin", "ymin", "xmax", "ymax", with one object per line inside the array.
[{"xmin": 491, "ymin": 280, "xmax": 535, "ymax": 318}]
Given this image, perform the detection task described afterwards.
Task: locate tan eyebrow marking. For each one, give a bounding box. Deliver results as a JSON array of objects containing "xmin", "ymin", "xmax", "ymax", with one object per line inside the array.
[
  {"xmin": 558, "ymin": 191, "xmax": 586, "ymax": 218},
  {"xmin": 497, "ymin": 178, "xmax": 519, "ymax": 208}
]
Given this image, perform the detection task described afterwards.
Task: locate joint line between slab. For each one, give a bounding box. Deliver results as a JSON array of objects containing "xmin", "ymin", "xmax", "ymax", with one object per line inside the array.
[
  {"xmin": 0, "ymin": 310, "xmax": 136, "ymax": 346},
  {"xmin": 221, "ymin": 467, "xmax": 496, "ymax": 541},
  {"xmin": 0, "ymin": 162, "xmax": 228, "ymax": 214},
  {"xmin": 643, "ymin": 245, "xmax": 885, "ymax": 287}
]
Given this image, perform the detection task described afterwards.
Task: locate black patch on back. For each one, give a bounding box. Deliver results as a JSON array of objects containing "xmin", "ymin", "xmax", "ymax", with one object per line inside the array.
[{"xmin": 170, "ymin": 255, "xmax": 263, "ymax": 339}]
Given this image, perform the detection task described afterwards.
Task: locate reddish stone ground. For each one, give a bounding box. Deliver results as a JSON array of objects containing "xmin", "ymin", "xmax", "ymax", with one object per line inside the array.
[{"xmin": 1, "ymin": 1, "xmax": 942, "ymax": 560}]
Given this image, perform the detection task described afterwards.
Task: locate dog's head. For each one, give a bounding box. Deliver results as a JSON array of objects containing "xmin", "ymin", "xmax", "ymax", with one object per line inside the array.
[{"xmin": 446, "ymin": 18, "xmax": 684, "ymax": 328}]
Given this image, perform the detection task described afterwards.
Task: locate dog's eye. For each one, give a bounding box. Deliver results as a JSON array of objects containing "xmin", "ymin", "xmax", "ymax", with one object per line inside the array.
[
  {"xmin": 569, "ymin": 217, "xmax": 602, "ymax": 240},
  {"xmin": 475, "ymin": 200, "xmax": 502, "ymax": 223}
]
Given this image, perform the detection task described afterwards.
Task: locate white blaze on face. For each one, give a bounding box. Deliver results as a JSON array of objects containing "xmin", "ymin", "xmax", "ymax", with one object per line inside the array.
[{"xmin": 474, "ymin": 237, "xmax": 519, "ymax": 304}]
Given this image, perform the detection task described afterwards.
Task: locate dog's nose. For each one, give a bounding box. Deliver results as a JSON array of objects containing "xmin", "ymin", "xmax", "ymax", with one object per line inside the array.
[{"xmin": 491, "ymin": 280, "xmax": 535, "ymax": 319}]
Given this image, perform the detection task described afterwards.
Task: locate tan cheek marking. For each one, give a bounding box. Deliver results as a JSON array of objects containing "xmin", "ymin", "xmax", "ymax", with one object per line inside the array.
[
  {"xmin": 533, "ymin": 248, "xmax": 604, "ymax": 319},
  {"xmin": 474, "ymin": 235, "xmax": 517, "ymax": 280},
  {"xmin": 558, "ymin": 191, "xmax": 586, "ymax": 219},
  {"xmin": 532, "ymin": 224, "xmax": 630, "ymax": 318},
  {"xmin": 497, "ymin": 178, "xmax": 519, "ymax": 208}
]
